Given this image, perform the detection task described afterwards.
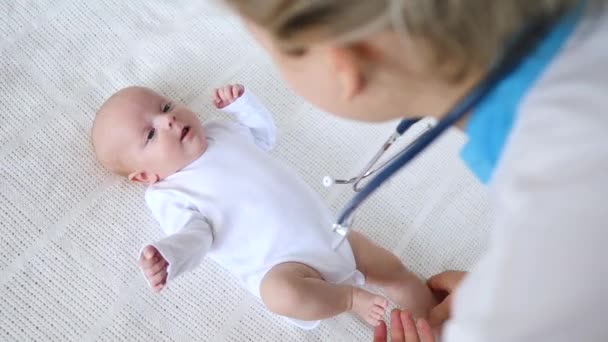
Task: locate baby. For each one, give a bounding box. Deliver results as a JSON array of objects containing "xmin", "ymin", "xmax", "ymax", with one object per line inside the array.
[{"xmin": 91, "ymin": 84, "xmax": 435, "ymax": 328}]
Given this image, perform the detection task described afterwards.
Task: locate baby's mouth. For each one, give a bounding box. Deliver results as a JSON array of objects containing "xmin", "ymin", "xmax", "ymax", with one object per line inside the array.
[{"xmin": 180, "ymin": 126, "xmax": 190, "ymax": 141}]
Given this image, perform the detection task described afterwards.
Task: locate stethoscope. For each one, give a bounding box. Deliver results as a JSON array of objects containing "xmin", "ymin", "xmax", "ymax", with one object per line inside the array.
[
  {"xmin": 323, "ymin": 118, "xmax": 434, "ymax": 192},
  {"xmin": 327, "ymin": 17, "xmax": 556, "ymax": 249}
]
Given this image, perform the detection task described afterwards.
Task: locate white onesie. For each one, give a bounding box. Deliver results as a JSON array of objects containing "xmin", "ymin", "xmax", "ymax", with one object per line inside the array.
[{"xmin": 143, "ymin": 91, "xmax": 364, "ymax": 329}]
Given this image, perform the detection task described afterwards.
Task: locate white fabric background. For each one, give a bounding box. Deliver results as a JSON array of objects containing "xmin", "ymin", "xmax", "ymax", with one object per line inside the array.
[{"xmin": 0, "ymin": 1, "xmax": 493, "ymax": 341}]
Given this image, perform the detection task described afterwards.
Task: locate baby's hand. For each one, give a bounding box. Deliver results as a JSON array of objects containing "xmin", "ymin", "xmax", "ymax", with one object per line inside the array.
[
  {"xmin": 213, "ymin": 84, "xmax": 244, "ymax": 109},
  {"xmin": 139, "ymin": 245, "xmax": 168, "ymax": 293}
]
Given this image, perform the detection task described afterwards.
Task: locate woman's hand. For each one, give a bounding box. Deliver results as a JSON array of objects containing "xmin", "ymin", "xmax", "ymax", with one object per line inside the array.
[
  {"xmin": 373, "ymin": 309, "xmax": 434, "ymax": 342},
  {"xmin": 372, "ymin": 271, "xmax": 467, "ymax": 341},
  {"xmin": 427, "ymin": 271, "xmax": 466, "ymax": 328}
]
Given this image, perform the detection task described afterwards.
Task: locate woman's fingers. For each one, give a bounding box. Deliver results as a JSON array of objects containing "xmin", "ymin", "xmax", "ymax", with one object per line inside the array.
[
  {"xmin": 373, "ymin": 310, "xmax": 436, "ymax": 342},
  {"xmin": 427, "ymin": 271, "xmax": 466, "ymax": 292},
  {"xmin": 416, "ymin": 318, "xmax": 435, "ymax": 342},
  {"xmin": 424, "ymin": 271, "xmax": 466, "ymax": 331},
  {"xmin": 428, "ymin": 297, "xmax": 451, "ymax": 328},
  {"xmin": 373, "ymin": 320, "xmax": 388, "ymax": 342},
  {"xmin": 390, "ymin": 309, "xmax": 406, "ymax": 342},
  {"xmin": 400, "ymin": 311, "xmax": 420, "ymax": 342}
]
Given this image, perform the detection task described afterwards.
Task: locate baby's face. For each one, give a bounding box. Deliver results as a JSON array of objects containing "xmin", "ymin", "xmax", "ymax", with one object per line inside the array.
[{"xmin": 94, "ymin": 87, "xmax": 207, "ymax": 183}]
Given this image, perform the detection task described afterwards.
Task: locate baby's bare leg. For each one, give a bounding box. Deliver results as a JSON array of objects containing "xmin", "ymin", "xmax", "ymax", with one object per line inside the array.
[
  {"xmin": 348, "ymin": 231, "xmax": 436, "ymax": 317},
  {"xmin": 260, "ymin": 262, "xmax": 388, "ymax": 326}
]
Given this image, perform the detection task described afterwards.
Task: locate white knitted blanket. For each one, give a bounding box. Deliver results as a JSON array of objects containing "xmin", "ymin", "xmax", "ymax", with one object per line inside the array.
[{"xmin": 0, "ymin": 1, "xmax": 493, "ymax": 341}]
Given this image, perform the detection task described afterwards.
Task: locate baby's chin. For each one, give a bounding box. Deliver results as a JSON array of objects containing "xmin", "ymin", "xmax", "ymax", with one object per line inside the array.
[
  {"xmin": 191, "ymin": 129, "xmax": 208, "ymax": 155},
  {"xmin": 192, "ymin": 134, "xmax": 209, "ymax": 159},
  {"xmin": 173, "ymin": 131, "xmax": 209, "ymax": 172}
]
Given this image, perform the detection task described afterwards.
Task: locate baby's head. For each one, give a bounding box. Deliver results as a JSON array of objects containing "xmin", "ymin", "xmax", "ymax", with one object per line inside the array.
[{"xmin": 92, "ymin": 86, "xmax": 207, "ymax": 184}]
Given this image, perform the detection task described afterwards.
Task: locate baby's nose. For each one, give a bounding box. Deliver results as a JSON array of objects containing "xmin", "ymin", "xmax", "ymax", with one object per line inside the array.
[{"xmin": 161, "ymin": 114, "xmax": 177, "ymax": 128}]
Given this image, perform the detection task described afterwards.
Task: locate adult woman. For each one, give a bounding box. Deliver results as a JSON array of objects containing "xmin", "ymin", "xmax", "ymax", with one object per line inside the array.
[{"xmin": 223, "ymin": 1, "xmax": 608, "ymax": 340}]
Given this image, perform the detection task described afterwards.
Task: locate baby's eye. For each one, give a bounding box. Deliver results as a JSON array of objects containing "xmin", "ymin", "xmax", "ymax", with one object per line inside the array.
[
  {"xmin": 147, "ymin": 128, "xmax": 155, "ymax": 141},
  {"xmin": 162, "ymin": 103, "xmax": 172, "ymax": 113}
]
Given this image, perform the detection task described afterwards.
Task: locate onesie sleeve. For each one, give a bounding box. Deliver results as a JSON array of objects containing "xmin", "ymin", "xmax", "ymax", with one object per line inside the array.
[
  {"xmin": 141, "ymin": 188, "xmax": 213, "ymax": 284},
  {"xmin": 221, "ymin": 89, "xmax": 276, "ymax": 151}
]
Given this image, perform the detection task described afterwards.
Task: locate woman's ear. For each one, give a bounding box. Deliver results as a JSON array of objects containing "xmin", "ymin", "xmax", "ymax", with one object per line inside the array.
[
  {"xmin": 328, "ymin": 44, "xmax": 367, "ymax": 101},
  {"xmin": 329, "ymin": 40, "xmax": 381, "ymax": 101},
  {"xmin": 128, "ymin": 170, "xmax": 159, "ymax": 184}
]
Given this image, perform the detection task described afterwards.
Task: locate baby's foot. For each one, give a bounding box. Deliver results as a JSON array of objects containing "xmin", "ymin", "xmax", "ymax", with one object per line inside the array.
[{"xmin": 351, "ymin": 287, "xmax": 389, "ymax": 326}]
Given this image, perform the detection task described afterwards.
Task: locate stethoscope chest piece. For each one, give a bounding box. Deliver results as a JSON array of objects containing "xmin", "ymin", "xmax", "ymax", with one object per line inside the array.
[{"xmin": 331, "ymin": 214, "xmax": 355, "ymax": 249}]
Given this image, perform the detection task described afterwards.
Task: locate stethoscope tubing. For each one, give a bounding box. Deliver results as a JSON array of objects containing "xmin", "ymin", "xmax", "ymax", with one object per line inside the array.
[{"xmin": 334, "ymin": 18, "xmax": 550, "ymax": 227}]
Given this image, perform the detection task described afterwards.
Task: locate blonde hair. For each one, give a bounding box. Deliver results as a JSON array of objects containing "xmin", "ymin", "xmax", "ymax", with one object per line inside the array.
[{"xmin": 226, "ymin": 0, "xmax": 578, "ymax": 76}]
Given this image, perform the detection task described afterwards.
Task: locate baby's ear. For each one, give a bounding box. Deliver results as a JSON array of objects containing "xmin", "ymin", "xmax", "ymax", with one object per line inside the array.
[{"xmin": 128, "ymin": 171, "xmax": 159, "ymax": 184}]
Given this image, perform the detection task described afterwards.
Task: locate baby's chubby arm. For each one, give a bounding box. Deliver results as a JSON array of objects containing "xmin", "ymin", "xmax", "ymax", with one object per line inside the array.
[
  {"xmin": 139, "ymin": 218, "xmax": 213, "ymax": 293},
  {"xmin": 213, "ymin": 84, "xmax": 277, "ymax": 151},
  {"xmin": 141, "ymin": 189, "xmax": 214, "ymax": 293}
]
